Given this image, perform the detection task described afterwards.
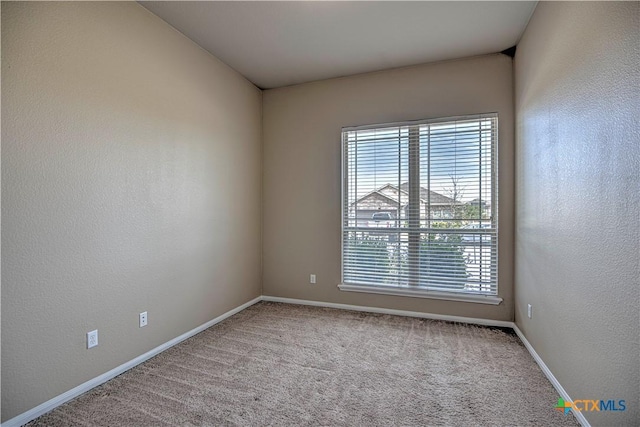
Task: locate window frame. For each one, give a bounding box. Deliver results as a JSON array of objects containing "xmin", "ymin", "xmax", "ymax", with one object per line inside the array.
[{"xmin": 338, "ymin": 114, "xmax": 502, "ymax": 305}]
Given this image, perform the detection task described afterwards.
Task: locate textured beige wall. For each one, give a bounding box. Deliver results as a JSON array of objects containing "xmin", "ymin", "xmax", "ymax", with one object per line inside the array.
[
  {"xmin": 514, "ymin": 2, "xmax": 639, "ymax": 425},
  {"xmin": 1, "ymin": 2, "xmax": 261, "ymax": 421},
  {"xmin": 263, "ymin": 55, "xmax": 514, "ymax": 321}
]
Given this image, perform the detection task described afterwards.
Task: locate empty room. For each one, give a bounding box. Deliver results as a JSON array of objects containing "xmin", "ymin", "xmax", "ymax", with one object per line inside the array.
[{"xmin": 1, "ymin": 1, "xmax": 638, "ymax": 426}]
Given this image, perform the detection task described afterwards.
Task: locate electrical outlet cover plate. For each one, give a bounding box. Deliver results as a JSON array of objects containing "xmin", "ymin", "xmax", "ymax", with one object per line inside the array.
[
  {"xmin": 87, "ymin": 330, "xmax": 98, "ymax": 349},
  {"xmin": 139, "ymin": 311, "xmax": 148, "ymax": 328},
  {"xmin": 310, "ymin": 274, "xmax": 316, "ymax": 284},
  {"xmin": 527, "ymin": 304, "xmax": 532, "ymax": 319}
]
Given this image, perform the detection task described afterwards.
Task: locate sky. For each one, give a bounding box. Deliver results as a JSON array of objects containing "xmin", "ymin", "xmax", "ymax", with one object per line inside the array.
[{"xmin": 345, "ymin": 118, "xmax": 494, "ymax": 204}]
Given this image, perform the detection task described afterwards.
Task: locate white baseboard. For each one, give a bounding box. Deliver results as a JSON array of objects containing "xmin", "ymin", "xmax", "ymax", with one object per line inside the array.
[
  {"xmin": 261, "ymin": 295, "xmax": 514, "ymax": 328},
  {"xmin": 1, "ymin": 296, "xmax": 262, "ymax": 427},
  {"xmin": 512, "ymin": 325, "xmax": 590, "ymax": 427}
]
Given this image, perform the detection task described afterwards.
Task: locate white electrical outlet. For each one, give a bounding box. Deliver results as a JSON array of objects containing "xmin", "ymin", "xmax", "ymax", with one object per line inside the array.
[
  {"xmin": 310, "ymin": 274, "xmax": 316, "ymax": 284},
  {"xmin": 527, "ymin": 304, "xmax": 532, "ymax": 319},
  {"xmin": 139, "ymin": 311, "xmax": 148, "ymax": 328},
  {"xmin": 87, "ymin": 330, "xmax": 98, "ymax": 349}
]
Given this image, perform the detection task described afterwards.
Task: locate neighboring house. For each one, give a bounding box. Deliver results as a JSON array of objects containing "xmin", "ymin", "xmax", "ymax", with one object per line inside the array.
[{"xmin": 351, "ymin": 183, "xmax": 461, "ymax": 226}]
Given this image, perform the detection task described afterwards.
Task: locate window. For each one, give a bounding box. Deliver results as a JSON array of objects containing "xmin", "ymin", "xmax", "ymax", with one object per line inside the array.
[{"xmin": 340, "ymin": 114, "xmax": 500, "ymax": 304}]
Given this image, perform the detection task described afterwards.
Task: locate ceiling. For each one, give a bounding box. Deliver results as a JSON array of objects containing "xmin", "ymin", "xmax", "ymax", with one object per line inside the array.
[{"xmin": 140, "ymin": 1, "xmax": 537, "ymax": 89}]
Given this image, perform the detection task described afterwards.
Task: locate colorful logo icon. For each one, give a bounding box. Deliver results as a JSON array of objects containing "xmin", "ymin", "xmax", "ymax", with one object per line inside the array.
[{"xmin": 555, "ymin": 398, "xmax": 572, "ymax": 414}]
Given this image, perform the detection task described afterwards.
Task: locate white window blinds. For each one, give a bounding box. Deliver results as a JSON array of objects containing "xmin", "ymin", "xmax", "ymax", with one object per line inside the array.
[{"xmin": 342, "ymin": 114, "xmax": 498, "ymax": 295}]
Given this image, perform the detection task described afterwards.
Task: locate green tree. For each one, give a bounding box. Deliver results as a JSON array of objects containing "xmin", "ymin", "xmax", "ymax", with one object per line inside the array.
[
  {"xmin": 459, "ymin": 203, "xmax": 481, "ymax": 220},
  {"xmin": 346, "ymin": 234, "xmax": 391, "ymax": 283}
]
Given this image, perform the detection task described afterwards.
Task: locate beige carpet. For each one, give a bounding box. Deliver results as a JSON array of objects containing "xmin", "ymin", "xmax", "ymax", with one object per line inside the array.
[{"xmin": 28, "ymin": 302, "xmax": 578, "ymax": 426}]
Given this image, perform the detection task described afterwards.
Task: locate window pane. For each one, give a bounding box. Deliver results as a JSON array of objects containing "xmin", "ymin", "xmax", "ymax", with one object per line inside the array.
[{"xmin": 345, "ymin": 127, "xmax": 408, "ymax": 229}]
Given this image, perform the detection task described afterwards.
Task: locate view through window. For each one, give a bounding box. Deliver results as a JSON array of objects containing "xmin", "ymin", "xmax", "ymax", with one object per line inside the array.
[{"xmin": 342, "ymin": 114, "xmax": 498, "ymax": 295}]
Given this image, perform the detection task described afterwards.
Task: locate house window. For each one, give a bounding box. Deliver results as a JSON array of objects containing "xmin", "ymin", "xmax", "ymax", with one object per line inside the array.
[{"xmin": 340, "ymin": 114, "xmax": 500, "ymax": 303}]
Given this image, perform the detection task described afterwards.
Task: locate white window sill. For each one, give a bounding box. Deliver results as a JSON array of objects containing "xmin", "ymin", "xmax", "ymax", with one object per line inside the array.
[{"xmin": 338, "ymin": 283, "xmax": 503, "ymax": 305}]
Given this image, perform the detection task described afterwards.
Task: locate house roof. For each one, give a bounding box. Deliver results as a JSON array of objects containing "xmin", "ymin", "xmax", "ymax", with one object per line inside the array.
[
  {"xmin": 352, "ymin": 191, "xmax": 401, "ymax": 211},
  {"xmin": 352, "ymin": 183, "xmax": 458, "ymax": 208},
  {"xmin": 398, "ymin": 183, "xmax": 458, "ymax": 206}
]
